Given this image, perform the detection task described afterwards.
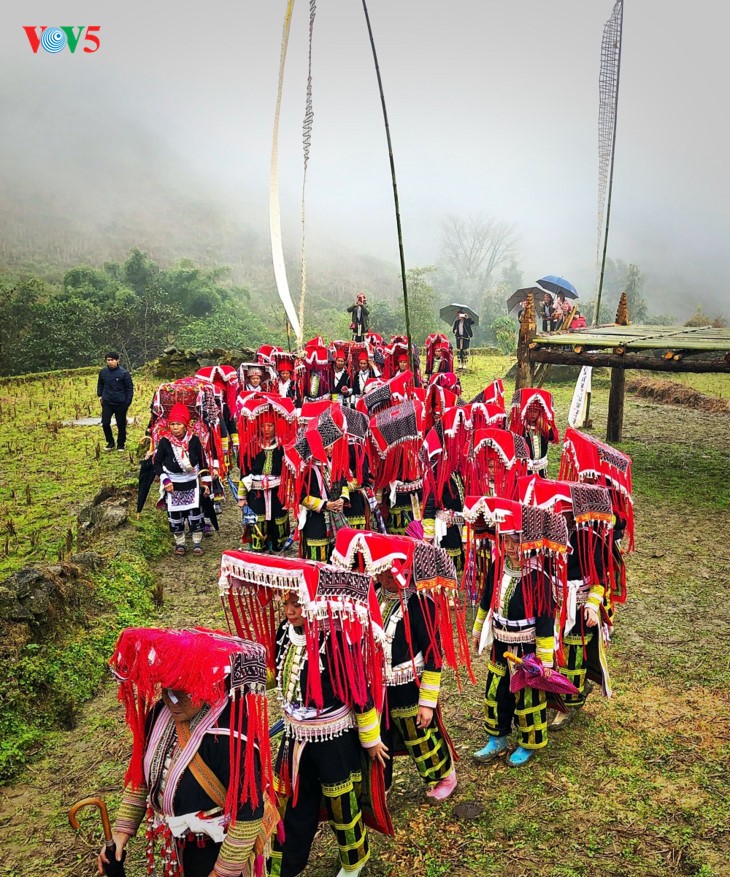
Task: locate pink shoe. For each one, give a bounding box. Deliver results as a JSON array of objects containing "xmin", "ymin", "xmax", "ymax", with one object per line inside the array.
[{"xmin": 425, "ymin": 768, "xmax": 457, "ymax": 800}]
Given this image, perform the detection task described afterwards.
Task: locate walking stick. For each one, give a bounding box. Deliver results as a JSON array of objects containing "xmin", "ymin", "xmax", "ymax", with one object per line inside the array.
[{"xmin": 69, "ymin": 797, "xmax": 127, "ymax": 876}]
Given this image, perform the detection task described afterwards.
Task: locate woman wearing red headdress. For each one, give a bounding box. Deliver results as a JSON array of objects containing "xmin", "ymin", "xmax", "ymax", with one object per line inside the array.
[
  {"xmin": 154, "ymin": 403, "xmax": 212, "ymax": 556},
  {"xmin": 99, "ymin": 628, "xmax": 275, "ymax": 877}
]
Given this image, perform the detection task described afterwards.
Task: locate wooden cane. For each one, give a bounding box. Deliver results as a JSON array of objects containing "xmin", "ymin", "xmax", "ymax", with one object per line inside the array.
[{"xmin": 69, "ymin": 796, "xmax": 113, "ymax": 844}]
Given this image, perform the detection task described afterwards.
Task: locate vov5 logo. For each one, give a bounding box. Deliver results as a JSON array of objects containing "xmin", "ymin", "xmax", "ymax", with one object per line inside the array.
[{"xmin": 23, "ymin": 26, "xmax": 101, "ymax": 54}]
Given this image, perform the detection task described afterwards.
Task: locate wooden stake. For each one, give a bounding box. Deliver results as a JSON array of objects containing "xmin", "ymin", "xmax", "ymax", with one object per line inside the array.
[{"xmin": 516, "ymin": 294, "xmax": 537, "ymax": 390}]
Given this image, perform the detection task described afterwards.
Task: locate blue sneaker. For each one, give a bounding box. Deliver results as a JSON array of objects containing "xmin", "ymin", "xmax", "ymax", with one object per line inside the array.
[
  {"xmin": 508, "ymin": 745, "xmax": 536, "ymax": 767},
  {"xmin": 473, "ymin": 736, "xmax": 508, "ymax": 763}
]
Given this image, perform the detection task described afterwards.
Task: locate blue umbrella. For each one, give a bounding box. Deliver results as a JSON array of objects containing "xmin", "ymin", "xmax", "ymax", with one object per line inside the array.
[{"xmin": 537, "ymin": 275, "xmax": 578, "ymax": 299}]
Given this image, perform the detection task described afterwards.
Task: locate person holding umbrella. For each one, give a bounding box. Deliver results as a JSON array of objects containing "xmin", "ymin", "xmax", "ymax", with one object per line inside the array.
[
  {"xmin": 98, "ymin": 627, "xmax": 276, "ymax": 877},
  {"xmin": 451, "ymin": 311, "xmax": 474, "ymax": 368}
]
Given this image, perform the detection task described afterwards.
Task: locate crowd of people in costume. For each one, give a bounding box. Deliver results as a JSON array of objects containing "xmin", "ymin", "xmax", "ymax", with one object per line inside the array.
[{"xmin": 104, "ymin": 327, "xmax": 634, "ymax": 877}]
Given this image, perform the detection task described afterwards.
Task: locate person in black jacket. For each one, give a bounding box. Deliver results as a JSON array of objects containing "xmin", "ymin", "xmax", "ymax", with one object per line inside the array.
[
  {"xmin": 347, "ymin": 293, "xmax": 369, "ymax": 343},
  {"xmin": 451, "ymin": 312, "xmax": 474, "ymax": 369},
  {"xmin": 97, "ymin": 351, "xmax": 134, "ymax": 451}
]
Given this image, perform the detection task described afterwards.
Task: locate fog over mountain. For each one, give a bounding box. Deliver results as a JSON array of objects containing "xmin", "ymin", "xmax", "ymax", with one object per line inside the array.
[{"xmin": 2, "ymin": 0, "xmax": 728, "ymax": 319}]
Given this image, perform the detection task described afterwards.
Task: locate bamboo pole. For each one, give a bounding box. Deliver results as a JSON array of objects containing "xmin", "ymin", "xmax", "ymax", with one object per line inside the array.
[
  {"xmin": 595, "ymin": 0, "xmax": 624, "ymax": 326},
  {"xmin": 360, "ymin": 0, "xmax": 413, "ymax": 370}
]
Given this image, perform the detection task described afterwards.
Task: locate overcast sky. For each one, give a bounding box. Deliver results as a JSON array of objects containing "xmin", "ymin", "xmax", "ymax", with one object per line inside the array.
[{"xmin": 2, "ymin": 1, "xmax": 728, "ymax": 316}]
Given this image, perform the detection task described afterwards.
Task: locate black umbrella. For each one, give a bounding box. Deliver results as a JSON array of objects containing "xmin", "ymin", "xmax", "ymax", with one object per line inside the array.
[
  {"xmin": 506, "ymin": 286, "xmax": 544, "ymax": 315},
  {"xmin": 439, "ymin": 303, "xmax": 480, "ymax": 326},
  {"xmin": 136, "ymin": 457, "xmax": 156, "ymax": 514},
  {"xmin": 69, "ymin": 797, "xmax": 126, "ymax": 876}
]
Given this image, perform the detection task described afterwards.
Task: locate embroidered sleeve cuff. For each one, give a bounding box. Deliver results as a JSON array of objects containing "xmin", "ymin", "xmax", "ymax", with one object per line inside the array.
[
  {"xmin": 340, "ymin": 484, "xmax": 350, "ymax": 500},
  {"xmin": 355, "ymin": 707, "xmax": 381, "ymax": 748},
  {"xmin": 535, "ymin": 636, "xmax": 554, "ymax": 669},
  {"xmin": 302, "ymin": 496, "xmax": 326, "ymax": 513},
  {"xmin": 472, "ymin": 606, "xmax": 488, "ymax": 637},
  {"xmin": 586, "ymin": 585, "xmax": 605, "ymax": 610},
  {"xmin": 237, "ymin": 481, "xmax": 248, "ymax": 498},
  {"xmin": 113, "ymin": 785, "xmax": 148, "ymax": 837},
  {"xmin": 214, "ymin": 817, "xmax": 262, "ymax": 877},
  {"xmin": 422, "ymin": 518, "xmax": 436, "ymax": 540},
  {"xmin": 418, "ymin": 670, "xmax": 441, "ymax": 708}
]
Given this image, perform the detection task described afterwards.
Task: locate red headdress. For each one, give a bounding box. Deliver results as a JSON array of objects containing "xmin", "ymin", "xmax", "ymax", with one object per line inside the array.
[
  {"xmin": 518, "ymin": 474, "xmax": 620, "ymax": 606},
  {"xmin": 559, "ymin": 427, "xmax": 634, "ymax": 553},
  {"xmin": 470, "ymin": 378, "xmax": 505, "ymax": 408},
  {"xmin": 471, "ymin": 401, "xmax": 507, "ymax": 431},
  {"xmin": 281, "ymin": 405, "xmax": 351, "ymax": 517},
  {"xmin": 424, "ymin": 384, "xmax": 461, "ymax": 434},
  {"xmin": 109, "ymin": 627, "xmax": 272, "ymax": 817},
  {"xmin": 330, "ymin": 341, "xmax": 351, "ymax": 363},
  {"xmin": 509, "ymin": 388, "xmax": 559, "ymax": 443},
  {"xmin": 424, "ymin": 333, "xmax": 454, "ymax": 374},
  {"xmin": 428, "ymin": 371, "xmax": 461, "ymax": 395},
  {"xmin": 150, "ymin": 378, "xmax": 224, "ymax": 473},
  {"xmin": 332, "ymin": 528, "xmax": 474, "ymax": 684},
  {"xmin": 257, "ymin": 344, "xmax": 282, "ymax": 367},
  {"xmin": 421, "ymin": 405, "xmax": 472, "ymax": 508},
  {"xmin": 298, "ymin": 398, "xmax": 331, "ymax": 424},
  {"xmin": 364, "ymin": 331, "xmax": 383, "ymax": 347},
  {"xmin": 465, "ymin": 428, "xmax": 530, "ymax": 498},
  {"xmin": 234, "ymin": 391, "xmax": 297, "ymax": 469},
  {"xmin": 302, "ymin": 345, "xmax": 331, "ymax": 400},
  {"xmin": 368, "ymin": 398, "xmax": 425, "ymax": 492},
  {"xmin": 218, "ymin": 551, "xmax": 384, "ymax": 712},
  {"xmin": 269, "ymin": 349, "xmax": 297, "ymax": 374},
  {"xmin": 350, "ymin": 342, "xmax": 372, "ymax": 370},
  {"xmin": 195, "ymin": 364, "xmax": 240, "ymax": 417},
  {"xmin": 383, "ymin": 336, "xmax": 411, "ymax": 380},
  {"xmin": 168, "ymin": 402, "xmax": 191, "ymax": 426}
]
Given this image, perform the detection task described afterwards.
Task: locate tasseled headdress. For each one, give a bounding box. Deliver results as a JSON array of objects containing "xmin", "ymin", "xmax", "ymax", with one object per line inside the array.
[
  {"xmin": 559, "ymin": 427, "xmax": 634, "ymax": 553},
  {"xmin": 234, "ymin": 391, "xmax": 297, "ymax": 471},
  {"xmin": 150, "ymin": 378, "xmax": 224, "ymax": 473},
  {"xmin": 109, "ymin": 627, "xmax": 272, "ymax": 818},
  {"xmin": 280, "ymin": 405, "xmax": 351, "ymax": 517},
  {"xmin": 518, "ymin": 474, "xmax": 619, "ymax": 620},
  {"xmin": 470, "ymin": 378, "xmax": 505, "ymax": 408},
  {"xmin": 470, "ymin": 401, "xmax": 507, "ymax": 431},
  {"xmin": 302, "ymin": 345, "xmax": 332, "ymax": 400},
  {"xmin": 424, "ymin": 333, "xmax": 454, "ymax": 374},
  {"xmin": 464, "ymin": 428, "xmax": 530, "ymax": 499},
  {"xmin": 368, "ymin": 398, "xmax": 425, "ymax": 492},
  {"xmin": 218, "ymin": 551, "xmax": 384, "ymax": 713},
  {"xmin": 509, "ymin": 388, "xmax": 560, "ymax": 443},
  {"xmin": 195, "ymin": 365, "xmax": 240, "ymax": 418}
]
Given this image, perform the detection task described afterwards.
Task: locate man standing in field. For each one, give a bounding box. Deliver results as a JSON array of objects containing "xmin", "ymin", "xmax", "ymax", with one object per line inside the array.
[{"xmin": 97, "ymin": 351, "xmax": 133, "ymax": 451}]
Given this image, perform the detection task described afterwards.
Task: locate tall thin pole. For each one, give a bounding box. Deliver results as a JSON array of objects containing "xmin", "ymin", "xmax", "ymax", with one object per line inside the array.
[
  {"xmin": 595, "ymin": 0, "xmax": 624, "ymax": 326},
  {"xmin": 360, "ymin": 0, "xmax": 413, "ymax": 368}
]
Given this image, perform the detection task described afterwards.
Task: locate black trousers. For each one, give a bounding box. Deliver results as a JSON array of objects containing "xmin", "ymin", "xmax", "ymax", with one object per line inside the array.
[{"xmin": 101, "ymin": 401, "xmax": 128, "ymax": 447}]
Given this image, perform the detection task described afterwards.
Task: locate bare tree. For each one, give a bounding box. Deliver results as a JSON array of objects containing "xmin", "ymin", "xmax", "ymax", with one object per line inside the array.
[{"xmin": 440, "ymin": 213, "xmax": 518, "ymax": 292}]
